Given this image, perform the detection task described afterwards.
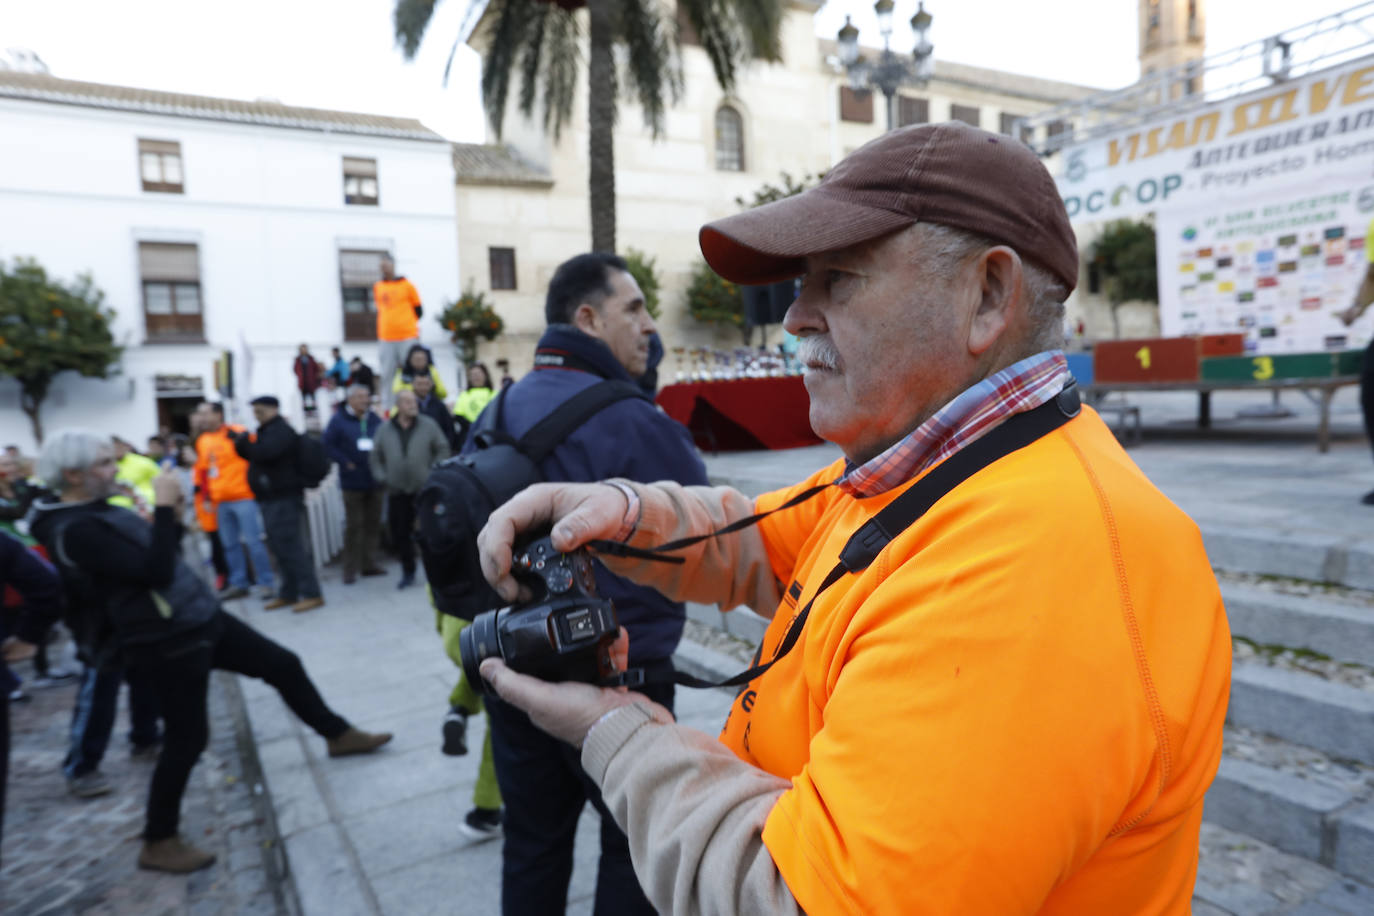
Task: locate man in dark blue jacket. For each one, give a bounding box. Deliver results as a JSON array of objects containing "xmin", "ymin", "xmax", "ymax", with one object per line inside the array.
[
  {"xmin": 462, "ymin": 252, "xmax": 707, "ymax": 916},
  {"xmin": 322, "ymin": 385, "xmax": 386, "ymax": 584}
]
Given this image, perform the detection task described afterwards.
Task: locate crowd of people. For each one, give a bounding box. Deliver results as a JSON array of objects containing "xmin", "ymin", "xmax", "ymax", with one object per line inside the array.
[{"xmin": 1, "ymin": 125, "xmax": 1237, "ymax": 914}]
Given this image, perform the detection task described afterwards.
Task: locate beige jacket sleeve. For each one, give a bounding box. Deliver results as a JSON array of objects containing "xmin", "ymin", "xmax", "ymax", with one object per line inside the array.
[
  {"xmin": 583, "ymin": 704, "xmax": 802, "ymax": 916},
  {"xmin": 599, "ymin": 479, "xmax": 782, "ymax": 617}
]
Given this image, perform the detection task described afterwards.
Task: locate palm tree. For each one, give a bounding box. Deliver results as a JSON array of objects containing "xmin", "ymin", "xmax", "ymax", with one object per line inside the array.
[{"xmin": 394, "ymin": 0, "xmax": 784, "ymax": 252}]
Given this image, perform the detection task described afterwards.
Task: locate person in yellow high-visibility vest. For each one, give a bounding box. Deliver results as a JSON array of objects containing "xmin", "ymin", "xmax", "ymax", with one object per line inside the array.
[
  {"xmin": 1339, "ymin": 215, "xmax": 1374, "ymax": 504},
  {"xmin": 109, "ymin": 437, "xmax": 159, "ymax": 515}
]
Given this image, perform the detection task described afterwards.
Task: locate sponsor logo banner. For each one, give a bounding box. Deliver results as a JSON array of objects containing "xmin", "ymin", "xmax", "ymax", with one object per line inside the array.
[{"xmin": 1057, "ymin": 56, "xmax": 1374, "ymax": 222}]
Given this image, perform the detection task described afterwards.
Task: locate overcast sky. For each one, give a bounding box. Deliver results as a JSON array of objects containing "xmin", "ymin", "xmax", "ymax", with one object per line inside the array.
[{"xmin": 1, "ymin": 1, "xmax": 1366, "ymax": 142}]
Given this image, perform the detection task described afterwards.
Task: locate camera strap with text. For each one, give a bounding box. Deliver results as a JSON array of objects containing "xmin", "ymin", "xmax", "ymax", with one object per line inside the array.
[{"xmin": 592, "ymin": 382, "xmax": 1082, "ymax": 690}]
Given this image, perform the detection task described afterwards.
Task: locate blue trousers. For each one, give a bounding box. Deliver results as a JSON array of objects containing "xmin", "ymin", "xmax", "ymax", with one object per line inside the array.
[
  {"xmin": 217, "ymin": 498, "xmax": 275, "ymax": 590},
  {"xmin": 485, "ymin": 660, "xmax": 674, "ymax": 916},
  {"xmin": 64, "ymin": 666, "xmax": 161, "ymax": 779}
]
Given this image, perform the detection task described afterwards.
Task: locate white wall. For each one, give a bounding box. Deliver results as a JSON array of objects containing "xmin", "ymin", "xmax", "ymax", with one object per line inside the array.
[{"xmin": 0, "ymin": 98, "xmax": 459, "ymax": 453}]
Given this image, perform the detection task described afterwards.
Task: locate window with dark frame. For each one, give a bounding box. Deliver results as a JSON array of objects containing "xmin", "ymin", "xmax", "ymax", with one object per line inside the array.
[
  {"xmin": 950, "ymin": 104, "xmax": 981, "ymax": 127},
  {"xmin": 715, "ymin": 106, "xmax": 745, "ymax": 171},
  {"xmin": 999, "ymin": 112, "xmax": 1023, "ymax": 136},
  {"xmin": 839, "ymin": 86, "xmax": 874, "ymax": 124},
  {"xmin": 138, "ymin": 139, "xmax": 184, "ymax": 193},
  {"xmin": 897, "ymin": 96, "xmax": 929, "ymax": 128},
  {"xmin": 489, "ymin": 247, "xmax": 517, "ymax": 291},
  {"xmin": 139, "ymin": 242, "xmax": 203, "ymax": 341},
  {"xmin": 340, "ymin": 249, "xmax": 388, "ymax": 341},
  {"xmin": 1048, "ymin": 119, "xmax": 1073, "ymax": 144},
  {"xmin": 343, "ymin": 156, "xmax": 379, "ymax": 206}
]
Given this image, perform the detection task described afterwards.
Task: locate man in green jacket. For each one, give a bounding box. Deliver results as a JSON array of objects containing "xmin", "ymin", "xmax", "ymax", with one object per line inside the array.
[{"xmin": 368, "ymin": 390, "xmax": 449, "ymax": 588}]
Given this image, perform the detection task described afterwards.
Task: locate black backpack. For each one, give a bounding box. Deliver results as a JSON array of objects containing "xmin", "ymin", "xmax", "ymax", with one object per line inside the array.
[
  {"xmin": 415, "ymin": 380, "xmax": 647, "ymax": 621},
  {"xmin": 297, "ymin": 433, "xmax": 331, "ymax": 489}
]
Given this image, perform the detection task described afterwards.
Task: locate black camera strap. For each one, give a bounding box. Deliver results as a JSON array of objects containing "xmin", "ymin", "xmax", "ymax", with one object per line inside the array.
[{"xmin": 595, "ymin": 382, "xmax": 1081, "ymax": 690}]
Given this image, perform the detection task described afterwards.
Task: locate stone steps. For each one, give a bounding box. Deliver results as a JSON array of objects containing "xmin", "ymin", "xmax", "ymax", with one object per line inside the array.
[
  {"xmin": 1220, "ymin": 581, "xmax": 1374, "ymax": 668},
  {"xmin": 1228, "ymin": 662, "xmax": 1374, "ymax": 766},
  {"xmin": 1203, "ymin": 525, "xmax": 1374, "ymax": 593}
]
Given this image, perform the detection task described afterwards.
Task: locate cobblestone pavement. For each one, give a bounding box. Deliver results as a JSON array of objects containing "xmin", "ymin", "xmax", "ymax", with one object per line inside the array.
[{"xmin": 2, "ymin": 662, "xmax": 289, "ymax": 916}]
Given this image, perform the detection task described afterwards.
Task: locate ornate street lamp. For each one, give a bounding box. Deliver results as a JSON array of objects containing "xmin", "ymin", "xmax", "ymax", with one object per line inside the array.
[{"xmin": 837, "ymin": 1, "xmax": 936, "ymax": 131}]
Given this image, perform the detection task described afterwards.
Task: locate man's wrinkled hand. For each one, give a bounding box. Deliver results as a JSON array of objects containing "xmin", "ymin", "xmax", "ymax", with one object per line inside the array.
[
  {"xmin": 478, "ymin": 628, "xmax": 669, "ymax": 747},
  {"xmin": 477, "ymin": 482, "xmax": 633, "ymax": 603}
]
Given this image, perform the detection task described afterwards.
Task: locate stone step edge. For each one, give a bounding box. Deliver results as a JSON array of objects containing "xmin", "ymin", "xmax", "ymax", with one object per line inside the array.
[
  {"xmin": 1221, "ymin": 582, "xmax": 1374, "ymax": 668},
  {"xmin": 1202, "ymin": 525, "xmax": 1374, "ymax": 592},
  {"xmin": 674, "ymin": 637, "xmax": 1374, "ymax": 885},
  {"xmin": 1205, "ymin": 759, "xmax": 1374, "ymax": 882},
  {"xmin": 1230, "ymin": 662, "xmax": 1374, "ymax": 767}
]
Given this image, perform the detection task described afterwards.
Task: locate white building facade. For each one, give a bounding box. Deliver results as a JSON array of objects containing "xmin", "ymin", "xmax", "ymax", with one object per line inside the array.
[{"xmin": 0, "ymin": 71, "xmax": 460, "ymax": 453}]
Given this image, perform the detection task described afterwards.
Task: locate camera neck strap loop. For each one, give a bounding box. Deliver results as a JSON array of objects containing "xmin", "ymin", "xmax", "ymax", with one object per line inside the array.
[
  {"xmin": 589, "ymin": 481, "xmax": 835, "ymax": 565},
  {"xmin": 598, "ymin": 382, "xmax": 1081, "ymax": 691}
]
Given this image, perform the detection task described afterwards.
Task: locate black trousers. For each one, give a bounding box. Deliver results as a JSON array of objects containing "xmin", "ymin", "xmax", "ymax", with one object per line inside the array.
[
  {"xmin": 259, "ymin": 496, "xmax": 321, "ymax": 601},
  {"xmin": 1362, "ymin": 336, "xmax": 1374, "ymax": 459},
  {"xmin": 136, "ymin": 610, "xmax": 349, "ymax": 840},
  {"xmin": 1, "ymin": 677, "xmax": 8, "ymax": 867},
  {"xmin": 386, "ymin": 491, "xmax": 418, "ymax": 576},
  {"xmin": 486, "ymin": 660, "xmax": 674, "ymax": 916},
  {"xmin": 208, "ymin": 530, "xmax": 229, "ymax": 579}
]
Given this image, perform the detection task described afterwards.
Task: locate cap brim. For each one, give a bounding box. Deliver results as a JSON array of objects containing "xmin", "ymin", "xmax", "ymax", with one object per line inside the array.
[{"xmin": 700, "ymin": 189, "xmax": 915, "ymax": 285}]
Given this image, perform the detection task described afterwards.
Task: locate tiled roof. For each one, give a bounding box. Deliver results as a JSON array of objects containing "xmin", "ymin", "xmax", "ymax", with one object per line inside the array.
[
  {"xmin": 451, "ymin": 143, "xmax": 554, "ymax": 188},
  {"xmin": 0, "ymin": 70, "xmax": 446, "ymax": 141}
]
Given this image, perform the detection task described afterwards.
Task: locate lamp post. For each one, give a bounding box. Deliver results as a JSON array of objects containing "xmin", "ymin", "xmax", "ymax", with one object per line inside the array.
[{"xmin": 837, "ymin": 1, "xmax": 935, "ymax": 131}]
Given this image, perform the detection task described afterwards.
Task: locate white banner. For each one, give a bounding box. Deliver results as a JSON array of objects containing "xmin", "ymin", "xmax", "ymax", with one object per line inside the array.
[
  {"xmin": 1056, "ymin": 56, "xmax": 1374, "ymax": 223},
  {"xmin": 1156, "ymin": 176, "xmax": 1374, "ymax": 353}
]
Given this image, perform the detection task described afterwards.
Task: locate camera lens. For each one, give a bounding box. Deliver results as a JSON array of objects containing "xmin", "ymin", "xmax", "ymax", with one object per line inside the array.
[{"xmin": 459, "ymin": 609, "xmax": 502, "ymax": 691}]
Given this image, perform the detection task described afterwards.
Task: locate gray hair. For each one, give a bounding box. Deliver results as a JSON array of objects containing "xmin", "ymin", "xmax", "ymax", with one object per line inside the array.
[
  {"xmin": 37, "ymin": 429, "xmax": 110, "ymax": 490},
  {"xmin": 911, "ymin": 223, "xmax": 1068, "ymax": 358},
  {"xmin": 347, "ymin": 384, "xmax": 371, "ymax": 398}
]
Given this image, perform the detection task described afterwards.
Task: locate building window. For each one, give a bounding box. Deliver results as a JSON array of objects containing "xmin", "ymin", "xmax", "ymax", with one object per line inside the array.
[
  {"xmin": 138, "ymin": 139, "xmax": 184, "ymax": 193},
  {"xmin": 343, "ymin": 157, "xmax": 379, "ymax": 206},
  {"xmin": 897, "ymin": 96, "xmax": 929, "ymax": 127},
  {"xmin": 951, "ymin": 104, "xmax": 981, "ymax": 127},
  {"xmin": 1048, "ymin": 119, "xmax": 1073, "ymax": 145},
  {"xmin": 999, "ymin": 112, "xmax": 1023, "ymax": 136},
  {"xmin": 715, "ymin": 106, "xmax": 745, "ymax": 171},
  {"xmin": 489, "ymin": 247, "xmax": 517, "ymax": 291},
  {"xmin": 340, "ymin": 249, "xmax": 388, "ymax": 341},
  {"xmin": 139, "ymin": 242, "xmax": 202, "ymax": 341},
  {"xmin": 839, "ymin": 86, "xmax": 873, "ymax": 124}
]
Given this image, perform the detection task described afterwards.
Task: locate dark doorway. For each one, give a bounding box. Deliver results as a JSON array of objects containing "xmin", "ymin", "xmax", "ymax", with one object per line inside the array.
[{"xmin": 157, "ymin": 396, "xmax": 202, "ymax": 436}]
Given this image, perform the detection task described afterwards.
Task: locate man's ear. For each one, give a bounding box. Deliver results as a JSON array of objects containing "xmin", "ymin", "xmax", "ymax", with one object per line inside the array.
[
  {"xmin": 61, "ymin": 466, "xmax": 84, "ymax": 490},
  {"xmin": 572, "ymin": 302, "xmax": 601, "ymax": 337},
  {"xmin": 967, "ymin": 246, "xmax": 1023, "ymax": 357}
]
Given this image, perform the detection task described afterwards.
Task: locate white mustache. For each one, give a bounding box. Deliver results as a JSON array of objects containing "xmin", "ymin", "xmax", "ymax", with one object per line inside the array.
[{"xmin": 797, "ymin": 336, "xmax": 841, "ymax": 371}]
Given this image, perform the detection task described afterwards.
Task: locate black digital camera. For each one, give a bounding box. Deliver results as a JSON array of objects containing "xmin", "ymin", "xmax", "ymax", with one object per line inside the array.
[{"xmin": 459, "ymin": 536, "xmax": 621, "ymax": 693}]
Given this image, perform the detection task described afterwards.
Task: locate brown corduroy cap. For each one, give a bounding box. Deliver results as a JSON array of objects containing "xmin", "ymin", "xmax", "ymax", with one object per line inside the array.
[{"xmin": 699, "ymin": 121, "xmax": 1078, "ymax": 293}]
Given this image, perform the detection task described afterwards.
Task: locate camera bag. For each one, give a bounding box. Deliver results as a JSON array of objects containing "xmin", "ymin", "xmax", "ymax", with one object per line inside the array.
[{"xmin": 415, "ymin": 379, "xmax": 648, "ymax": 621}]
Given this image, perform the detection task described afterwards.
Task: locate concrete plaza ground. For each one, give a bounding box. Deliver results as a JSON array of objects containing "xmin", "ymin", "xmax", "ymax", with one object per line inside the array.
[{"xmin": 6, "ymin": 382, "xmax": 1374, "ymax": 914}]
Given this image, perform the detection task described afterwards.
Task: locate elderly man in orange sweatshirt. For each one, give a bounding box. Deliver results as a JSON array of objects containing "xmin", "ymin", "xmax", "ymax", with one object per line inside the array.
[
  {"xmin": 193, "ymin": 402, "xmax": 274, "ymax": 601},
  {"xmin": 475, "ymin": 124, "xmax": 1232, "ymax": 916}
]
